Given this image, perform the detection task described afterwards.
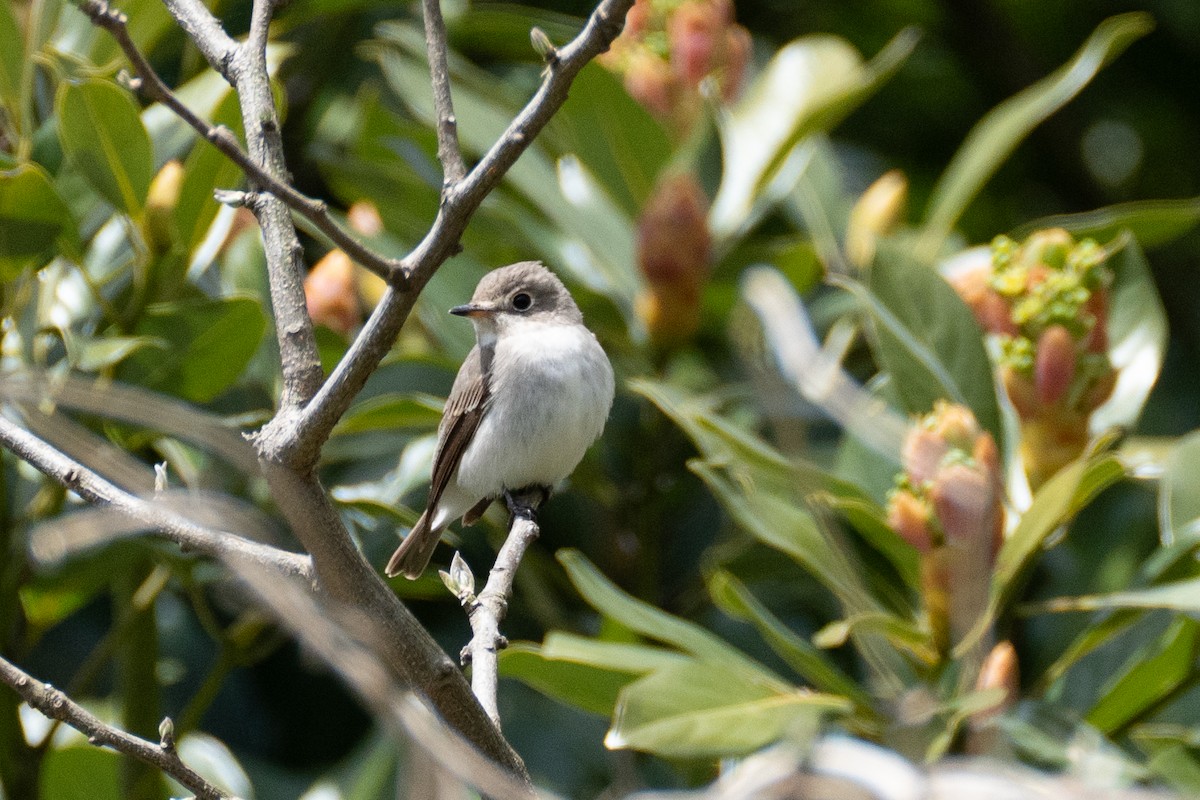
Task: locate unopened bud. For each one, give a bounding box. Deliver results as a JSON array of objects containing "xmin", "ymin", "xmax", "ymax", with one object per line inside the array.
[
  {"xmin": 637, "ymin": 172, "xmax": 711, "ymax": 287},
  {"xmin": 530, "ymin": 27, "xmax": 557, "ymax": 62},
  {"xmin": 304, "ymin": 250, "xmax": 360, "ymax": 336},
  {"xmin": 668, "ymin": 1, "xmax": 721, "ymax": 87},
  {"xmin": 145, "ymin": 160, "xmax": 184, "ymax": 253},
  {"xmin": 886, "ymin": 488, "xmax": 933, "ymax": 552},
  {"xmin": 622, "ymin": 51, "xmax": 678, "ymax": 120},
  {"xmin": 846, "ymin": 170, "xmax": 907, "ymax": 267},
  {"xmin": 347, "ymin": 200, "xmax": 383, "ymax": 237},
  {"xmin": 1034, "ymin": 324, "xmax": 1076, "ymax": 407}
]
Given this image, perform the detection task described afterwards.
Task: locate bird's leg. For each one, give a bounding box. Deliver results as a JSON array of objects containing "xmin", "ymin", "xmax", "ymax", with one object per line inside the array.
[{"xmin": 503, "ymin": 485, "xmax": 548, "ymax": 522}]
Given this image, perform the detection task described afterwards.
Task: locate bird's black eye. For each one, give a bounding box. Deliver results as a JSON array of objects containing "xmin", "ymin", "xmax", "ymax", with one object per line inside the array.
[{"xmin": 511, "ymin": 292, "xmax": 533, "ymax": 311}]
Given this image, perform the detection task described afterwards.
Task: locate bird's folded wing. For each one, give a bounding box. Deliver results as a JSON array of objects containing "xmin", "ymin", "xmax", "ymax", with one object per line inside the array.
[{"xmin": 426, "ymin": 345, "xmax": 490, "ymax": 514}]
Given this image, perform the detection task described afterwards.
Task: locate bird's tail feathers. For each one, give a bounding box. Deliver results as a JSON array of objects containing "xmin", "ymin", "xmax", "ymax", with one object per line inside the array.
[{"xmin": 385, "ymin": 511, "xmax": 441, "ymax": 579}]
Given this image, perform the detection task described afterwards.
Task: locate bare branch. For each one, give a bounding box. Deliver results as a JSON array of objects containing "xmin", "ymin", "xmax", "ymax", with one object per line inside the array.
[
  {"xmin": 160, "ymin": 0, "xmax": 237, "ymax": 76},
  {"xmin": 421, "ymin": 0, "xmax": 467, "ymax": 185},
  {"xmin": 258, "ymin": 0, "xmax": 635, "ymax": 467},
  {"xmin": 462, "ymin": 489, "xmax": 544, "ymax": 726},
  {"xmin": 0, "ymin": 415, "xmax": 313, "ymax": 581},
  {"xmin": 78, "ymin": 0, "xmax": 405, "ymax": 284},
  {"xmin": 0, "ymin": 657, "xmax": 229, "ymax": 800}
]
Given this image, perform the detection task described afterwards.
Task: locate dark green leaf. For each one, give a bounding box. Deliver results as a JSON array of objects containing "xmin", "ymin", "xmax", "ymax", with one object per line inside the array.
[
  {"xmin": 57, "ymin": 79, "xmax": 154, "ymax": 215},
  {"xmin": 0, "ymin": 163, "xmax": 75, "ymax": 278},
  {"xmin": 607, "ymin": 661, "xmax": 848, "ymax": 757},
  {"xmin": 118, "ymin": 297, "xmax": 267, "ymax": 402},
  {"xmin": 1086, "ymin": 617, "xmax": 1198, "ymax": 734},
  {"xmin": 917, "ymin": 13, "xmax": 1154, "ymax": 258},
  {"xmin": 175, "ymin": 90, "xmax": 245, "ymax": 255}
]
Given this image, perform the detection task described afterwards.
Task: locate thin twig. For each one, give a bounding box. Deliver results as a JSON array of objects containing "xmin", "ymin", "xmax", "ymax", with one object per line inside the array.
[
  {"xmin": 421, "ymin": 0, "xmax": 467, "ymax": 185},
  {"xmin": 79, "ymin": 0, "xmax": 405, "ymax": 284},
  {"xmin": 259, "ymin": 0, "xmax": 634, "ymax": 467},
  {"xmin": 0, "ymin": 415, "xmax": 313, "ymax": 581},
  {"xmin": 0, "ymin": 657, "xmax": 228, "ymax": 800},
  {"xmin": 462, "ymin": 489, "xmax": 544, "ymax": 726}
]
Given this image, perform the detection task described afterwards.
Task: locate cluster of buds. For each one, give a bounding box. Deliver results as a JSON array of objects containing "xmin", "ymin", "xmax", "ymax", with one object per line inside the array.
[
  {"xmin": 304, "ymin": 201, "xmax": 388, "ymax": 337},
  {"xmin": 886, "ymin": 402, "xmax": 1004, "ymax": 654},
  {"xmin": 601, "ymin": 0, "xmax": 752, "ymax": 135},
  {"xmin": 950, "ymin": 229, "xmax": 1116, "ymax": 488},
  {"xmin": 634, "ymin": 172, "xmax": 712, "ymax": 346}
]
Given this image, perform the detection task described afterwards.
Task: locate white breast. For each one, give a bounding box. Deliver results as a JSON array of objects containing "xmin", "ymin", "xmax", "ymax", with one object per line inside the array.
[{"xmin": 454, "ymin": 320, "xmax": 614, "ymax": 498}]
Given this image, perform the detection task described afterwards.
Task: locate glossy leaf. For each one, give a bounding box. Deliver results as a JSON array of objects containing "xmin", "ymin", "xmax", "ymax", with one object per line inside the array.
[
  {"xmin": 710, "ymin": 28, "xmax": 918, "ymax": 240},
  {"xmin": 1086, "ymin": 617, "xmax": 1197, "ymax": 734},
  {"xmin": 175, "ymin": 90, "xmax": 245, "ymax": 256},
  {"xmin": 0, "ymin": 164, "xmax": 75, "ymax": 278},
  {"xmin": 607, "ymin": 661, "xmax": 849, "ymax": 757},
  {"xmin": 498, "ymin": 643, "xmax": 661, "ymax": 717},
  {"xmin": 1033, "ymin": 578, "xmax": 1200, "ymax": 614},
  {"xmin": 861, "ymin": 244, "xmax": 1002, "ymax": 443},
  {"xmin": 541, "ymin": 631, "xmax": 690, "ymax": 674},
  {"xmin": 917, "ymin": 13, "xmax": 1153, "ymax": 258},
  {"xmin": 57, "ymin": 79, "xmax": 154, "ymax": 215},
  {"xmin": 118, "ymin": 297, "xmax": 268, "ymax": 402}
]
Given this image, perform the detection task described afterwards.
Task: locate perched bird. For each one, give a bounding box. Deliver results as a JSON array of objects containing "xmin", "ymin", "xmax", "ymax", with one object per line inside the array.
[{"xmin": 385, "ymin": 262, "xmax": 615, "ymax": 579}]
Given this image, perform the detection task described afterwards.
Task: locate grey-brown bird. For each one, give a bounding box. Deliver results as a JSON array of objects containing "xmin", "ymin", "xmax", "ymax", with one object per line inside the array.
[{"xmin": 385, "ymin": 262, "xmax": 615, "ymax": 579}]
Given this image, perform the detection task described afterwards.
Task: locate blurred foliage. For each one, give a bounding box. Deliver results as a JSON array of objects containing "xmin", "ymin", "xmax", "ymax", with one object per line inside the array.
[{"xmin": 2, "ymin": 0, "xmax": 1200, "ymax": 797}]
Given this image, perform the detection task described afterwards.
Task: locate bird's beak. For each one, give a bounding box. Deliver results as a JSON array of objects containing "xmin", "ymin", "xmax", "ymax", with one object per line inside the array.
[{"xmin": 449, "ymin": 303, "xmax": 496, "ymax": 318}]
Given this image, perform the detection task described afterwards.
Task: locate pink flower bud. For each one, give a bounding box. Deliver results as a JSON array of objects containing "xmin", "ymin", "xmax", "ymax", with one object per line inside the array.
[
  {"xmin": 1034, "ymin": 324, "xmax": 1076, "ymax": 407},
  {"xmin": 886, "ymin": 489, "xmax": 934, "ymax": 552},
  {"xmin": 623, "ymin": 51, "xmax": 678, "ymax": 121},
  {"xmin": 637, "ymin": 172, "xmax": 711, "ymax": 287},
  {"xmin": 668, "ymin": 1, "xmax": 721, "ymax": 87}
]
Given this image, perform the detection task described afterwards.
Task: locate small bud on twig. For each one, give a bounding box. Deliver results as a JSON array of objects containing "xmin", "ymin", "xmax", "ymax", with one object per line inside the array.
[
  {"xmin": 158, "ymin": 716, "xmax": 176, "ymax": 752},
  {"xmin": 530, "ymin": 27, "xmax": 558, "ymax": 63}
]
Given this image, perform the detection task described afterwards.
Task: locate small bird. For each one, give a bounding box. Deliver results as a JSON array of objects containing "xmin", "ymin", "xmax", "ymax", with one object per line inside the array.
[{"xmin": 385, "ymin": 261, "xmax": 615, "ymax": 579}]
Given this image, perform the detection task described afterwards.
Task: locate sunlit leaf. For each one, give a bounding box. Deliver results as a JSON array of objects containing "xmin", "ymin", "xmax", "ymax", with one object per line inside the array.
[
  {"xmin": 917, "ymin": 13, "xmax": 1154, "ymax": 258},
  {"xmin": 176, "ymin": 90, "xmax": 245, "ymax": 256},
  {"xmin": 710, "ymin": 28, "xmax": 918, "ymax": 240},
  {"xmin": 498, "ymin": 642, "xmax": 660, "ymax": 717},
  {"xmin": 57, "ymin": 79, "xmax": 154, "ymax": 215},
  {"xmin": 607, "ymin": 661, "xmax": 849, "ymax": 757},
  {"xmin": 1160, "ymin": 430, "xmax": 1200, "ymax": 546},
  {"xmin": 1090, "ymin": 238, "xmax": 1168, "ymax": 435},
  {"xmin": 1132, "ymin": 726, "xmax": 1200, "ymax": 794},
  {"xmin": 541, "ymin": 631, "xmax": 690, "ymax": 674}
]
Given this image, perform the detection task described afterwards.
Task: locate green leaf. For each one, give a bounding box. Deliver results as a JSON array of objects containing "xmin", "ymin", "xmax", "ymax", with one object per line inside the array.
[
  {"xmin": 0, "ymin": 2, "xmax": 23, "ymax": 130},
  {"xmin": 72, "ymin": 335, "xmax": 163, "ymax": 372},
  {"xmin": 41, "ymin": 747, "xmax": 122, "ymax": 800},
  {"xmin": 1132, "ymin": 727, "xmax": 1200, "ymax": 794},
  {"xmin": 1032, "ymin": 578, "xmax": 1200, "ymax": 614},
  {"xmin": 1086, "ymin": 617, "xmax": 1198, "ymax": 734},
  {"xmin": 1161, "ymin": 431, "xmax": 1200, "ymax": 546},
  {"xmin": 1014, "ymin": 196, "xmax": 1200, "ymax": 249},
  {"xmin": 0, "ymin": 163, "xmax": 75, "ymax": 278},
  {"xmin": 556, "ymin": 549, "xmax": 786, "ymax": 684},
  {"xmin": 707, "ymin": 570, "xmax": 869, "ymax": 706},
  {"xmin": 959, "ymin": 454, "xmax": 1125, "ymax": 653},
  {"xmin": 498, "ymin": 642, "xmax": 647, "ymax": 716},
  {"xmin": 710, "ymin": 28, "xmax": 918, "ymax": 240},
  {"xmin": 607, "ymin": 661, "xmax": 849, "ymax": 757},
  {"xmin": 917, "ymin": 13, "xmax": 1154, "ymax": 258},
  {"xmin": 333, "ymin": 393, "xmax": 444, "ymax": 436},
  {"xmin": 862, "ymin": 244, "xmax": 1002, "ymax": 444},
  {"xmin": 118, "ymin": 297, "xmax": 267, "ymax": 402},
  {"xmin": 825, "ymin": 495, "xmax": 920, "ymax": 590},
  {"xmin": 541, "ymin": 631, "xmax": 690, "ymax": 674},
  {"xmin": 56, "ymin": 79, "xmax": 154, "ymax": 215}
]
